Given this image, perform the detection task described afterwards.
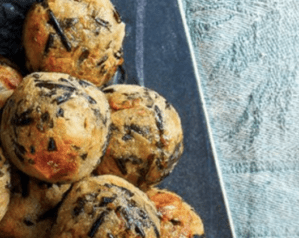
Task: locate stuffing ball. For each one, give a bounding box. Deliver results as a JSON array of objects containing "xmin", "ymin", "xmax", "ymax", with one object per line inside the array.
[
  {"xmin": 50, "ymin": 175, "xmax": 161, "ymax": 238},
  {"xmin": 0, "ymin": 72, "xmax": 111, "ymax": 183},
  {"xmin": 23, "ymin": 0, "xmax": 125, "ymax": 87},
  {"xmin": 0, "ymin": 166, "xmax": 71, "ymax": 238},
  {"xmin": 94, "ymin": 84, "xmax": 184, "ymax": 190},
  {"xmin": 147, "ymin": 188, "xmax": 205, "ymax": 238}
]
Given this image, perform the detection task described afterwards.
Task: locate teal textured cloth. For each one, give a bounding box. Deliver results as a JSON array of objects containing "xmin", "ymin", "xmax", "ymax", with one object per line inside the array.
[{"xmin": 179, "ymin": 0, "xmax": 299, "ymax": 237}]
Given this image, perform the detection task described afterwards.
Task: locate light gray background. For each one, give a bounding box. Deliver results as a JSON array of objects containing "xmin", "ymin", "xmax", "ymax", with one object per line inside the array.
[{"xmin": 181, "ymin": 0, "xmax": 299, "ymax": 237}]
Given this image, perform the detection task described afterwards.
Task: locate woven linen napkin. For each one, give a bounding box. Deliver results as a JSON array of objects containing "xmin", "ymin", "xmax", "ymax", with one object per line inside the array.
[{"xmin": 179, "ymin": 0, "xmax": 299, "ymax": 237}]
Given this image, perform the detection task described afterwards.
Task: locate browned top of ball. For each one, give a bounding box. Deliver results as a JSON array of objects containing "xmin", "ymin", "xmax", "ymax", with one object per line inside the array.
[
  {"xmin": 0, "ymin": 72, "xmax": 111, "ymax": 183},
  {"xmin": 23, "ymin": 0, "xmax": 125, "ymax": 87},
  {"xmin": 95, "ymin": 84, "xmax": 184, "ymax": 191},
  {"xmin": 147, "ymin": 188, "xmax": 205, "ymax": 238}
]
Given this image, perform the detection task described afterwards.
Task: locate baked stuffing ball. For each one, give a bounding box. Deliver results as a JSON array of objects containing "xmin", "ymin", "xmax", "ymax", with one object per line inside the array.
[
  {"xmin": 23, "ymin": 0, "xmax": 125, "ymax": 87},
  {"xmin": 50, "ymin": 175, "xmax": 161, "ymax": 238},
  {"xmin": 0, "ymin": 167, "xmax": 71, "ymax": 238},
  {"xmin": 94, "ymin": 85, "xmax": 184, "ymax": 190},
  {"xmin": 0, "ymin": 72, "xmax": 111, "ymax": 183},
  {"xmin": 147, "ymin": 188, "xmax": 205, "ymax": 238},
  {"xmin": 0, "ymin": 147, "xmax": 10, "ymax": 222},
  {"xmin": 0, "ymin": 56, "xmax": 23, "ymax": 108}
]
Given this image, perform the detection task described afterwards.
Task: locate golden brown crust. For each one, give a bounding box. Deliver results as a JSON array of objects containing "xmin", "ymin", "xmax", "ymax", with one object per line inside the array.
[
  {"xmin": 0, "ymin": 72, "xmax": 111, "ymax": 183},
  {"xmin": 0, "ymin": 56, "xmax": 23, "ymax": 108},
  {"xmin": 23, "ymin": 0, "xmax": 125, "ymax": 87},
  {"xmin": 94, "ymin": 85, "xmax": 184, "ymax": 191},
  {"xmin": 51, "ymin": 175, "xmax": 161, "ymax": 238},
  {"xmin": 146, "ymin": 188, "xmax": 205, "ymax": 238}
]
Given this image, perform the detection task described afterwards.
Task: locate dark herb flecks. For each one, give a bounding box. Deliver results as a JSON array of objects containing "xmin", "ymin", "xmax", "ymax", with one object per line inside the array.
[
  {"xmin": 79, "ymin": 80, "xmax": 92, "ymax": 87},
  {"xmin": 122, "ymin": 134, "xmax": 133, "ymax": 141},
  {"xmin": 72, "ymin": 145, "xmax": 81, "ymax": 150},
  {"xmin": 170, "ymin": 219, "xmax": 181, "ymax": 225},
  {"xmin": 44, "ymin": 33, "xmax": 55, "ymax": 54},
  {"xmin": 165, "ymin": 100, "xmax": 171, "ymax": 109},
  {"xmin": 88, "ymin": 211, "xmax": 109, "ymax": 238},
  {"xmin": 72, "ymin": 196, "xmax": 88, "ymax": 217},
  {"xmin": 35, "ymin": 82, "xmax": 76, "ymax": 91},
  {"xmin": 95, "ymin": 18, "xmax": 110, "ymax": 29},
  {"xmin": 73, "ymin": 204, "xmax": 84, "ymax": 217},
  {"xmin": 154, "ymin": 105, "xmax": 164, "ymax": 132},
  {"xmin": 99, "ymin": 64, "xmax": 107, "ymax": 75},
  {"xmin": 115, "ymin": 158, "xmax": 127, "ymax": 175},
  {"xmin": 92, "ymin": 109, "xmax": 106, "ymax": 125},
  {"xmin": 14, "ymin": 151, "xmax": 25, "ymax": 162},
  {"xmin": 56, "ymin": 108, "xmax": 64, "ymax": 117},
  {"xmin": 118, "ymin": 65, "xmax": 126, "ymax": 84},
  {"xmin": 53, "ymin": 92, "xmax": 73, "ymax": 105},
  {"xmin": 103, "ymin": 88, "xmax": 115, "ymax": 94},
  {"xmin": 100, "ymin": 131, "xmax": 111, "ymax": 161},
  {"xmin": 99, "ymin": 196, "xmax": 116, "ymax": 207},
  {"xmin": 19, "ymin": 171, "xmax": 30, "ymax": 197},
  {"xmin": 113, "ymin": 9, "xmax": 121, "ymax": 23},
  {"xmin": 84, "ymin": 95, "xmax": 97, "ymax": 104},
  {"xmin": 97, "ymin": 55, "xmax": 108, "ymax": 67},
  {"xmin": 49, "ymin": 119, "xmax": 54, "ymax": 128},
  {"xmin": 40, "ymin": 90, "xmax": 57, "ymax": 98},
  {"xmin": 14, "ymin": 141, "xmax": 26, "ymax": 154},
  {"xmin": 41, "ymin": 111, "xmax": 50, "ymax": 123},
  {"xmin": 127, "ymin": 124, "xmax": 149, "ymax": 137},
  {"xmin": 153, "ymin": 224, "xmax": 160, "ymax": 238},
  {"xmin": 78, "ymin": 49, "xmax": 90, "ymax": 64},
  {"xmin": 59, "ymin": 78, "xmax": 71, "ymax": 84},
  {"xmin": 167, "ymin": 141, "xmax": 183, "ymax": 170},
  {"xmin": 30, "ymin": 146, "xmax": 35, "ymax": 154},
  {"xmin": 80, "ymin": 153, "xmax": 88, "ymax": 160},
  {"xmin": 63, "ymin": 18, "xmax": 79, "ymax": 28},
  {"xmin": 32, "ymin": 73, "xmax": 40, "ymax": 79},
  {"xmin": 155, "ymin": 158, "xmax": 164, "ymax": 171},
  {"xmin": 11, "ymin": 109, "xmax": 34, "ymax": 127},
  {"xmin": 48, "ymin": 137, "xmax": 57, "ymax": 151},
  {"xmin": 47, "ymin": 9, "xmax": 72, "ymax": 52},
  {"xmin": 156, "ymin": 141, "xmax": 164, "ymax": 149},
  {"xmin": 138, "ymin": 209, "xmax": 148, "ymax": 220},
  {"xmin": 23, "ymin": 218, "xmax": 34, "ymax": 226},
  {"xmin": 135, "ymin": 223, "xmax": 146, "ymax": 238},
  {"xmin": 143, "ymin": 89, "xmax": 154, "ymax": 108},
  {"xmin": 13, "ymin": 141, "xmax": 27, "ymax": 163}
]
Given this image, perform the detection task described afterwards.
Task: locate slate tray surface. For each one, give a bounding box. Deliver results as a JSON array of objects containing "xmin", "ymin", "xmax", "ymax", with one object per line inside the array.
[{"xmin": 0, "ymin": 0, "xmax": 233, "ymax": 237}]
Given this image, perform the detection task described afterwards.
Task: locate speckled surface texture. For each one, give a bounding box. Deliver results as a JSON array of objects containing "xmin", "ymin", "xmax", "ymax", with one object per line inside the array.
[{"xmin": 0, "ymin": 0, "xmax": 232, "ymax": 237}]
